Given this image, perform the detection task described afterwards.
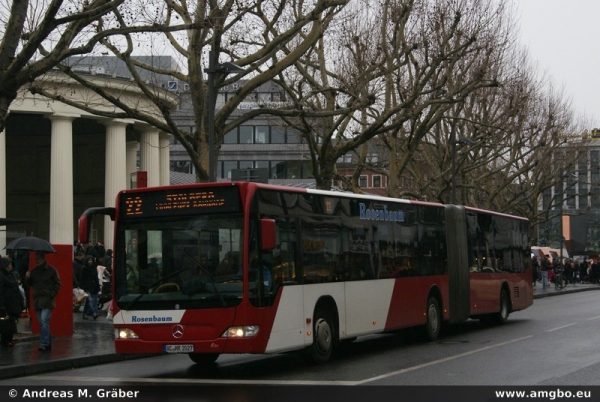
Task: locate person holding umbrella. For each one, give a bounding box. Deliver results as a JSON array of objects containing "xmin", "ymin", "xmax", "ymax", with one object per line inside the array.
[{"xmin": 25, "ymin": 251, "xmax": 61, "ymax": 352}]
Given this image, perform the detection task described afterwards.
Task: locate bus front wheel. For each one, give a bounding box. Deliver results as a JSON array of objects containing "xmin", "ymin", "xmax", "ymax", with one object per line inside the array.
[
  {"xmin": 307, "ymin": 308, "xmax": 336, "ymax": 364},
  {"xmin": 494, "ymin": 289, "xmax": 510, "ymax": 325},
  {"xmin": 424, "ymin": 296, "xmax": 441, "ymax": 341},
  {"xmin": 188, "ymin": 353, "xmax": 219, "ymax": 364}
]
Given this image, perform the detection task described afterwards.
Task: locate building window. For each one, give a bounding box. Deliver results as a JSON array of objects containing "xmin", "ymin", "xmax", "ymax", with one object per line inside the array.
[
  {"xmin": 170, "ymin": 161, "xmax": 192, "ymax": 174},
  {"xmin": 271, "ymin": 161, "xmax": 286, "ymax": 179},
  {"xmin": 223, "ymin": 128, "xmax": 237, "ymax": 144},
  {"xmin": 287, "ymin": 129, "xmax": 303, "ymax": 144},
  {"xmin": 359, "ymin": 176, "xmax": 368, "ymax": 188},
  {"xmin": 373, "ymin": 175, "xmax": 381, "ymax": 188},
  {"xmin": 255, "ymin": 126, "xmax": 269, "ymax": 144},
  {"xmin": 240, "ymin": 126, "xmax": 253, "ymax": 143},
  {"xmin": 223, "ymin": 161, "xmax": 238, "ymax": 179},
  {"xmin": 271, "ymin": 127, "xmax": 285, "ymax": 144},
  {"xmin": 367, "ymin": 154, "xmax": 379, "ymax": 163},
  {"xmin": 256, "ymin": 161, "xmax": 269, "ymax": 169},
  {"xmin": 239, "ymin": 161, "xmax": 253, "ymax": 170}
]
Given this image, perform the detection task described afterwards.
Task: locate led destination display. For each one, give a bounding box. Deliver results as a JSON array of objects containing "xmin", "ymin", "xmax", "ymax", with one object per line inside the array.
[{"xmin": 120, "ymin": 186, "xmax": 241, "ymax": 218}]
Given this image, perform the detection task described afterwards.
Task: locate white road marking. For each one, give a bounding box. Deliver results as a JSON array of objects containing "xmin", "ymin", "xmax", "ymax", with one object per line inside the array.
[
  {"xmin": 29, "ymin": 335, "xmax": 534, "ymax": 386},
  {"xmin": 585, "ymin": 315, "xmax": 600, "ymax": 321},
  {"xmin": 546, "ymin": 323, "xmax": 576, "ymax": 332},
  {"xmin": 354, "ymin": 335, "xmax": 534, "ymax": 385}
]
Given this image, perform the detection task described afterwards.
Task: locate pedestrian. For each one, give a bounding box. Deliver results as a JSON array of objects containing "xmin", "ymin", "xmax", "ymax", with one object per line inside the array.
[
  {"xmin": 25, "ymin": 252, "xmax": 61, "ymax": 352},
  {"xmin": 101, "ymin": 249, "xmax": 113, "ymax": 274},
  {"xmin": 95, "ymin": 241, "xmax": 106, "ymax": 259},
  {"xmin": 80, "ymin": 255, "xmax": 100, "ymax": 320},
  {"xmin": 0, "ymin": 258, "xmax": 25, "ymax": 347},
  {"xmin": 72, "ymin": 251, "xmax": 85, "ymax": 289},
  {"xmin": 531, "ymin": 256, "xmax": 539, "ymax": 287},
  {"xmin": 540, "ymin": 254, "xmax": 550, "ymax": 289},
  {"xmin": 15, "ymin": 251, "xmax": 30, "ymax": 310},
  {"xmin": 84, "ymin": 240, "xmax": 98, "ymax": 258}
]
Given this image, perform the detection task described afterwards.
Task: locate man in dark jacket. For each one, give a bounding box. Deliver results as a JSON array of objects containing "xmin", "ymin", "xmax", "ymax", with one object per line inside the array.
[
  {"xmin": 72, "ymin": 251, "xmax": 85, "ymax": 288},
  {"xmin": 25, "ymin": 252, "xmax": 61, "ymax": 351}
]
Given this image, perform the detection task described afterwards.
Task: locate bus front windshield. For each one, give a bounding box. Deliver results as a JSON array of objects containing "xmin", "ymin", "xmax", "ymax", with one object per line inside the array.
[{"xmin": 114, "ymin": 214, "xmax": 244, "ymax": 310}]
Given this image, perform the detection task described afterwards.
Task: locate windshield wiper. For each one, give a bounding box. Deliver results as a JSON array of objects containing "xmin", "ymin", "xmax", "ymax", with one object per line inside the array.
[{"xmin": 180, "ymin": 248, "xmax": 227, "ymax": 307}]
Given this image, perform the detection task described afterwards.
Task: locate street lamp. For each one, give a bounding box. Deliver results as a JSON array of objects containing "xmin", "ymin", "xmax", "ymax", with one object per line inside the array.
[
  {"xmin": 450, "ymin": 122, "xmax": 476, "ymax": 205},
  {"xmin": 205, "ymin": 50, "xmax": 247, "ymax": 182}
]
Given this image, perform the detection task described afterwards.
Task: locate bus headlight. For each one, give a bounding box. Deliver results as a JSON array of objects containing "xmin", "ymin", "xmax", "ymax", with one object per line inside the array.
[
  {"xmin": 115, "ymin": 328, "xmax": 139, "ymax": 339},
  {"xmin": 221, "ymin": 325, "xmax": 259, "ymax": 338}
]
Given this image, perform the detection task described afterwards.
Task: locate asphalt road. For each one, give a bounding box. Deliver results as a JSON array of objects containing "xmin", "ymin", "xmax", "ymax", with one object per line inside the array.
[{"xmin": 3, "ymin": 290, "xmax": 600, "ymax": 387}]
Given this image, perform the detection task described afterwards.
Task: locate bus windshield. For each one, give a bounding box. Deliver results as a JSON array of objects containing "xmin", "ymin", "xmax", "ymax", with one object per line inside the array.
[{"xmin": 114, "ymin": 214, "xmax": 244, "ymax": 310}]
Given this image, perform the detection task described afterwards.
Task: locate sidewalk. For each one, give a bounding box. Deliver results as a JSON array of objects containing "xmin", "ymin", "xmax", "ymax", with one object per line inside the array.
[
  {"xmin": 0, "ymin": 307, "xmax": 150, "ymax": 380},
  {"xmin": 0, "ymin": 283, "xmax": 598, "ymax": 380}
]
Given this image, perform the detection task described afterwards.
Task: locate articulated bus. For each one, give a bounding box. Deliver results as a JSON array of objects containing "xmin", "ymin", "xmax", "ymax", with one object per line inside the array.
[{"xmin": 78, "ymin": 182, "xmax": 533, "ymax": 364}]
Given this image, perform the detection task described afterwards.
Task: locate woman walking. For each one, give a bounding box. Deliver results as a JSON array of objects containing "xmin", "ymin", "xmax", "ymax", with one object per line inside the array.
[
  {"xmin": 81, "ymin": 255, "xmax": 100, "ymax": 320},
  {"xmin": 0, "ymin": 258, "xmax": 25, "ymax": 347}
]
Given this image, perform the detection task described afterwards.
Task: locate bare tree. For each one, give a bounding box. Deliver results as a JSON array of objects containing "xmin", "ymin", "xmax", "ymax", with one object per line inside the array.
[
  {"xmin": 274, "ymin": 0, "xmax": 506, "ymax": 191},
  {"xmin": 0, "ymin": 0, "xmax": 209, "ymax": 133},
  {"xmin": 400, "ymin": 45, "xmax": 587, "ymax": 226},
  {"xmin": 30, "ymin": 0, "xmax": 348, "ymax": 181}
]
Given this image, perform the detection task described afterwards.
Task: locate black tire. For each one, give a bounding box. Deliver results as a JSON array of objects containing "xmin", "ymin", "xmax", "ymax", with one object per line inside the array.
[
  {"xmin": 188, "ymin": 353, "xmax": 219, "ymax": 364},
  {"xmin": 494, "ymin": 289, "xmax": 510, "ymax": 325},
  {"xmin": 424, "ymin": 296, "xmax": 442, "ymax": 341},
  {"xmin": 308, "ymin": 308, "xmax": 336, "ymax": 364}
]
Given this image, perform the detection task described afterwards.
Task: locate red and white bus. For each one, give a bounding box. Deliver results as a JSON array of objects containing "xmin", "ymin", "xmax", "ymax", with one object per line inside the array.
[{"xmin": 78, "ymin": 182, "xmax": 533, "ymax": 364}]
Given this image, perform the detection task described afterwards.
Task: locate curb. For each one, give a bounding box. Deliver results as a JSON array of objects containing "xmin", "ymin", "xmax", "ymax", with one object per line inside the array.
[
  {"xmin": 0, "ymin": 353, "xmax": 154, "ymax": 380},
  {"xmin": 533, "ymin": 285, "xmax": 600, "ymax": 299}
]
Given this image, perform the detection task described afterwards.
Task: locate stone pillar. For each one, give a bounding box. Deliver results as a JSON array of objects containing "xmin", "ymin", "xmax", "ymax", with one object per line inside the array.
[
  {"xmin": 0, "ymin": 126, "xmax": 6, "ymax": 251},
  {"xmin": 49, "ymin": 114, "xmax": 76, "ymax": 244},
  {"xmin": 103, "ymin": 120, "xmax": 129, "ymax": 249},
  {"xmin": 159, "ymin": 132, "xmax": 171, "ymax": 186},
  {"xmin": 140, "ymin": 128, "xmax": 160, "ymax": 187}
]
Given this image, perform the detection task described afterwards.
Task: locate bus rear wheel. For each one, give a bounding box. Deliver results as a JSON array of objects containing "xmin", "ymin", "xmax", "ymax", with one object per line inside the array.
[
  {"xmin": 307, "ymin": 308, "xmax": 336, "ymax": 364},
  {"xmin": 424, "ymin": 296, "xmax": 441, "ymax": 341},
  {"xmin": 188, "ymin": 353, "xmax": 219, "ymax": 364}
]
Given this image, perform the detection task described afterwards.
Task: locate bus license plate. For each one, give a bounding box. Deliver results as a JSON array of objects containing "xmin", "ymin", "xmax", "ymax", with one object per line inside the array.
[{"xmin": 164, "ymin": 344, "xmax": 194, "ymax": 353}]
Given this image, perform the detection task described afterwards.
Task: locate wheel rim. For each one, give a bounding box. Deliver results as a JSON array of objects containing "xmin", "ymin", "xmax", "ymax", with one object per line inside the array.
[
  {"xmin": 314, "ymin": 318, "xmax": 331, "ymax": 354},
  {"xmin": 428, "ymin": 302, "xmax": 439, "ymax": 333}
]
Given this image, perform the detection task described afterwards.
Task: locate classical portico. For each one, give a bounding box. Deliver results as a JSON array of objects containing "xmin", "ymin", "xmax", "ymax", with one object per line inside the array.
[{"xmin": 0, "ymin": 74, "xmax": 176, "ymax": 251}]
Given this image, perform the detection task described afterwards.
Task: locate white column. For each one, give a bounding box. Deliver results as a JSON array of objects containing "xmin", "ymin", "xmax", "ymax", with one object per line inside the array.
[
  {"xmin": 126, "ymin": 141, "xmax": 138, "ymax": 189},
  {"xmin": 0, "ymin": 126, "xmax": 6, "ymax": 251},
  {"xmin": 49, "ymin": 114, "xmax": 76, "ymax": 244},
  {"xmin": 103, "ymin": 120, "xmax": 129, "ymax": 249},
  {"xmin": 140, "ymin": 128, "xmax": 160, "ymax": 187},
  {"xmin": 159, "ymin": 132, "xmax": 171, "ymax": 186}
]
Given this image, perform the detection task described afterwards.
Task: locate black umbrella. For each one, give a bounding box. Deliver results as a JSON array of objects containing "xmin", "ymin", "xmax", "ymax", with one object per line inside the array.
[{"xmin": 4, "ymin": 236, "xmax": 57, "ymax": 253}]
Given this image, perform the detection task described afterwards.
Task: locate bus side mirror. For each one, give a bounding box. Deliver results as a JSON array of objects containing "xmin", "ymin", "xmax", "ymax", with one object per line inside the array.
[
  {"xmin": 78, "ymin": 207, "xmax": 116, "ymax": 243},
  {"xmin": 260, "ymin": 219, "xmax": 276, "ymax": 251}
]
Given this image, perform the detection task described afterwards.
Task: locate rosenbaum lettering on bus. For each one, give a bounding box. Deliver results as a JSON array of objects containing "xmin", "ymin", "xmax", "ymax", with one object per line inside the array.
[{"xmin": 359, "ymin": 202, "xmax": 404, "ymax": 222}]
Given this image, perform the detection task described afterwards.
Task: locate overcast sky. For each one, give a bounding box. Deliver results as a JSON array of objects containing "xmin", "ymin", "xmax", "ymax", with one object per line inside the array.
[{"xmin": 515, "ymin": 0, "xmax": 599, "ymax": 126}]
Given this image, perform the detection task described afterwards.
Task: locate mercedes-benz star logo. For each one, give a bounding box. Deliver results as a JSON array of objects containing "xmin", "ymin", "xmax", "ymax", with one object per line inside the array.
[{"xmin": 172, "ymin": 324, "xmax": 184, "ymax": 339}]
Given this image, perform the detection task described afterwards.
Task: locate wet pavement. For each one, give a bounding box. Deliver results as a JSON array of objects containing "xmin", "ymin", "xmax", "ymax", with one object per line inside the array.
[{"xmin": 0, "ymin": 283, "xmax": 598, "ymax": 380}]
